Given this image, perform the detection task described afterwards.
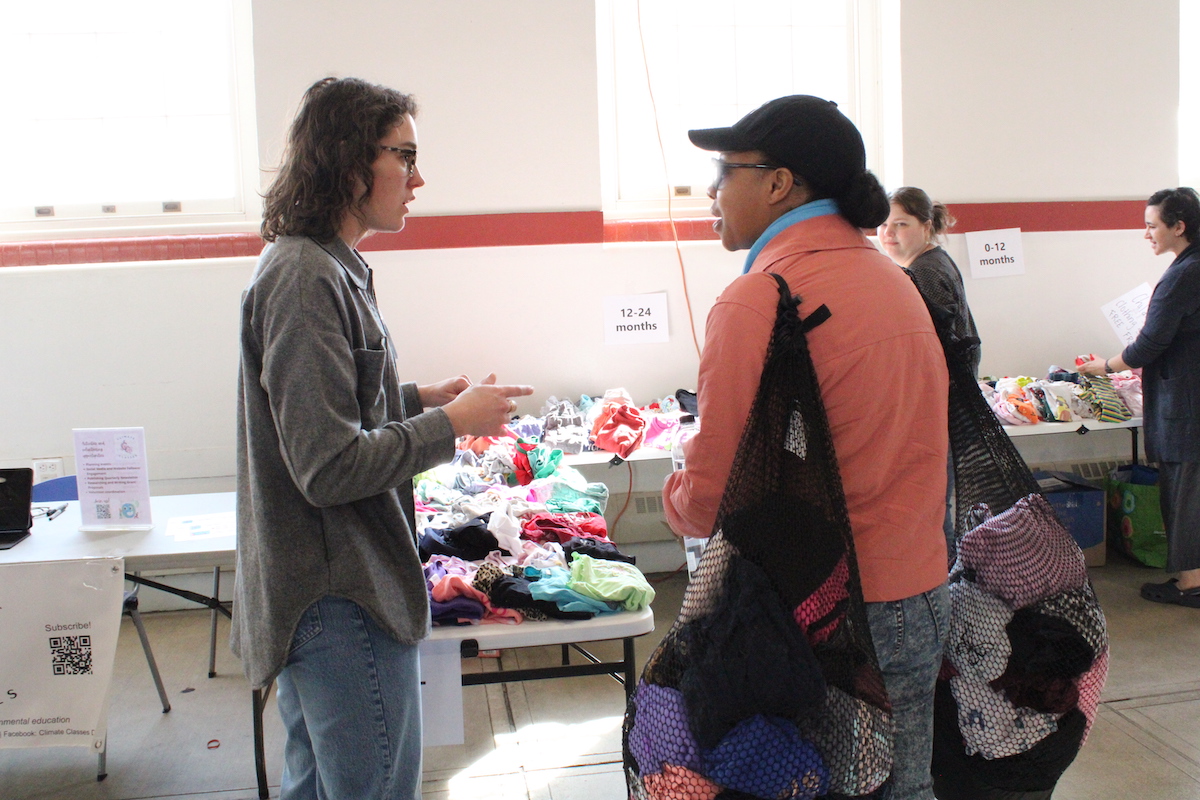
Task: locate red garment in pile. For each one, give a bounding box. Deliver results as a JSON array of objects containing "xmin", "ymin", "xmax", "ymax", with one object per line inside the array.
[
  {"xmin": 521, "ymin": 512, "xmax": 609, "ymax": 544},
  {"xmin": 513, "ymin": 441, "xmax": 537, "ymax": 485},
  {"xmin": 591, "ymin": 400, "xmax": 647, "ymax": 459}
]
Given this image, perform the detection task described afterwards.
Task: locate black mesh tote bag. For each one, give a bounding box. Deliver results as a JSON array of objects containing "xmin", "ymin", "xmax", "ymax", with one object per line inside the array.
[
  {"xmin": 623, "ymin": 273, "xmax": 894, "ymax": 800},
  {"xmin": 909, "ymin": 274, "xmax": 1109, "ymax": 800}
]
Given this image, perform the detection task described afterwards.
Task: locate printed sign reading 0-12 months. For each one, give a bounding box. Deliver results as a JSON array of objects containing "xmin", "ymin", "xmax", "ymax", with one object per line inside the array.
[
  {"xmin": 965, "ymin": 227, "xmax": 1026, "ymax": 279},
  {"xmin": 603, "ymin": 293, "xmax": 670, "ymax": 344}
]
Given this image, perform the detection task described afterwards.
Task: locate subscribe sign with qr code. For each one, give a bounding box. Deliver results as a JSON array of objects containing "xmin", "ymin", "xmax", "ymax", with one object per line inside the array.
[{"xmin": 0, "ymin": 558, "xmax": 124, "ymax": 751}]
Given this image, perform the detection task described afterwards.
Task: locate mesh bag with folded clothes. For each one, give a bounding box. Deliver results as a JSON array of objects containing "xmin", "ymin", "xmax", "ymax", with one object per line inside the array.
[
  {"xmin": 909, "ymin": 275, "xmax": 1109, "ymax": 800},
  {"xmin": 624, "ymin": 273, "xmax": 894, "ymax": 800}
]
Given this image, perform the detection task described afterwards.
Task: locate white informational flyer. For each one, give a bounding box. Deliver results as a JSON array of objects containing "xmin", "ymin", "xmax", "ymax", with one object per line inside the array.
[
  {"xmin": 965, "ymin": 228, "xmax": 1026, "ymax": 278},
  {"xmin": 1101, "ymin": 282, "xmax": 1152, "ymax": 347},
  {"xmin": 72, "ymin": 428, "xmax": 153, "ymax": 531},
  {"xmin": 418, "ymin": 638, "xmax": 464, "ymax": 747},
  {"xmin": 0, "ymin": 557, "xmax": 124, "ymax": 753},
  {"xmin": 603, "ymin": 293, "xmax": 670, "ymax": 344},
  {"xmin": 167, "ymin": 512, "xmax": 236, "ymax": 541}
]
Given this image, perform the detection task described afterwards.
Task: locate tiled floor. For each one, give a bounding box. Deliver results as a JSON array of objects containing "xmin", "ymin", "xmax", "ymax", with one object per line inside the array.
[{"xmin": 3, "ymin": 553, "xmax": 1200, "ymax": 799}]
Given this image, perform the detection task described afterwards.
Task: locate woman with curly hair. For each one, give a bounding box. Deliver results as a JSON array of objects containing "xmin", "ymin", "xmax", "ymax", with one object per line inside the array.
[{"xmin": 233, "ymin": 77, "xmax": 531, "ymax": 799}]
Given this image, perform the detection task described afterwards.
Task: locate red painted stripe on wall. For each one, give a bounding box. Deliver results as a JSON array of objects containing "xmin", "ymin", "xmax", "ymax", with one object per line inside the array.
[
  {"xmin": 604, "ymin": 217, "xmax": 719, "ymax": 243},
  {"xmin": 358, "ymin": 210, "xmax": 604, "ymax": 251},
  {"xmin": 0, "ymin": 201, "xmax": 1147, "ymax": 267},
  {"xmin": 945, "ymin": 200, "xmax": 1146, "ymax": 233},
  {"xmin": 0, "ymin": 234, "xmax": 265, "ymax": 268}
]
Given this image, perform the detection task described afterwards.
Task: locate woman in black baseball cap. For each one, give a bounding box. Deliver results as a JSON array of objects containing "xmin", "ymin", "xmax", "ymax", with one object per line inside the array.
[
  {"xmin": 688, "ymin": 94, "xmax": 891, "ymax": 244},
  {"xmin": 664, "ymin": 95, "xmax": 951, "ymax": 800}
]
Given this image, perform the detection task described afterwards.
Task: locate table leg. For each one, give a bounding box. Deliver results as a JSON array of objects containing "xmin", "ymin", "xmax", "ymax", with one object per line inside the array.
[
  {"xmin": 1131, "ymin": 427, "xmax": 1139, "ymax": 466},
  {"xmin": 208, "ymin": 567, "xmax": 221, "ymax": 678},
  {"xmin": 623, "ymin": 636, "xmax": 636, "ymax": 698},
  {"xmin": 561, "ymin": 643, "xmax": 570, "ymax": 666},
  {"xmin": 253, "ymin": 681, "xmax": 273, "ymax": 800}
]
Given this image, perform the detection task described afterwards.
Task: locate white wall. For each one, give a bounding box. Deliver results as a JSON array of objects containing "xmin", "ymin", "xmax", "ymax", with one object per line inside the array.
[
  {"xmin": 902, "ymin": 0, "xmax": 1179, "ymax": 200},
  {"xmin": 251, "ymin": 0, "xmax": 603, "ymax": 214},
  {"xmin": 947, "ymin": 229, "xmax": 1166, "ymax": 376},
  {"xmin": 0, "ymin": 0, "xmax": 1184, "ymax": 489},
  {"xmin": 0, "ymin": 258, "xmax": 253, "ymax": 492}
]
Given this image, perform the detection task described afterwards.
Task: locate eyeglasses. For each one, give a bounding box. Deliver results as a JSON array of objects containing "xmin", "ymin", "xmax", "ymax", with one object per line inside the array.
[
  {"xmin": 380, "ymin": 146, "xmax": 418, "ymax": 175},
  {"xmin": 32, "ymin": 504, "xmax": 67, "ymax": 521},
  {"xmin": 711, "ymin": 158, "xmax": 780, "ymax": 189}
]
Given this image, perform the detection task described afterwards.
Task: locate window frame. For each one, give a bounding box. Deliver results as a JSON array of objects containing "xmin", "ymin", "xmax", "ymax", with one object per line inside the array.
[
  {"xmin": 596, "ymin": 0, "xmax": 899, "ymax": 220},
  {"xmin": 0, "ymin": 0, "xmax": 261, "ymax": 241}
]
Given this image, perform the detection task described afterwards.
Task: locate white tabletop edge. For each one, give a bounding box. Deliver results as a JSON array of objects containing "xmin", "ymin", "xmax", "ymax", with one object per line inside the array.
[
  {"xmin": 426, "ymin": 606, "xmax": 655, "ymax": 647},
  {"xmin": 5, "ymin": 492, "xmax": 237, "ymax": 571},
  {"xmin": 1001, "ymin": 417, "xmax": 1142, "ymax": 437}
]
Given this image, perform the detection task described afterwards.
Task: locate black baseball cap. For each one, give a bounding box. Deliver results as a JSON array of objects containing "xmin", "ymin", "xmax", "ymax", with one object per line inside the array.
[{"xmin": 688, "ymin": 95, "xmax": 866, "ymax": 197}]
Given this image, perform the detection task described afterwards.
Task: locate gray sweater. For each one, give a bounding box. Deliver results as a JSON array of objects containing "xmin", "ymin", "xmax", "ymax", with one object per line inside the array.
[{"xmin": 232, "ymin": 235, "xmax": 456, "ymax": 689}]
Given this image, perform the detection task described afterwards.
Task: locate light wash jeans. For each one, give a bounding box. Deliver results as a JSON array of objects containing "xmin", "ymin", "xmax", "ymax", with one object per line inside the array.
[
  {"xmin": 276, "ymin": 595, "xmax": 423, "ymax": 800},
  {"xmin": 867, "ymin": 583, "xmax": 950, "ymax": 800}
]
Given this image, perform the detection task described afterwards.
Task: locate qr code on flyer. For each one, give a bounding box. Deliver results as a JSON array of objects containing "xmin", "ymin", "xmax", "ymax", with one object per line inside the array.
[
  {"xmin": 49, "ymin": 636, "xmax": 93, "ymax": 675},
  {"xmin": 95, "ymin": 503, "xmax": 111, "ymax": 520}
]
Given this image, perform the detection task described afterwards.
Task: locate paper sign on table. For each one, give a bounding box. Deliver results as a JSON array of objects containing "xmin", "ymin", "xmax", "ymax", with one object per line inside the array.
[
  {"xmin": 965, "ymin": 228, "xmax": 1026, "ymax": 278},
  {"xmin": 167, "ymin": 512, "xmax": 236, "ymax": 541},
  {"xmin": 72, "ymin": 428, "xmax": 153, "ymax": 530},
  {"xmin": 418, "ymin": 638, "xmax": 464, "ymax": 746},
  {"xmin": 0, "ymin": 557, "xmax": 124, "ymax": 752},
  {"xmin": 1101, "ymin": 282, "xmax": 1152, "ymax": 346},
  {"xmin": 603, "ymin": 293, "xmax": 669, "ymax": 344}
]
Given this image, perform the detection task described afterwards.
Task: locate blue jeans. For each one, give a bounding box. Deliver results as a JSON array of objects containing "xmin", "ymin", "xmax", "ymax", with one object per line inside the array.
[
  {"xmin": 276, "ymin": 596, "xmax": 423, "ymax": 800},
  {"xmin": 866, "ymin": 583, "xmax": 950, "ymax": 800}
]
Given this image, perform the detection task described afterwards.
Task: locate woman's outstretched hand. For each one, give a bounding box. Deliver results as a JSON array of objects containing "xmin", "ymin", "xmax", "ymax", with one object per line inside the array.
[{"xmin": 441, "ymin": 373, "xmax": 534, "ymax": 436}]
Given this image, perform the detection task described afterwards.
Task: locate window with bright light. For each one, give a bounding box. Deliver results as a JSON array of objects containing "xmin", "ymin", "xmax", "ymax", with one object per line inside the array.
[
  {"xmin": 1181, "ymin": 0, "xmax": 1199, "ymax": 188},
  {"xmin": 0, "ymin": 0, "xmax": 259, "ymax": 233},
  {"xmin": 596, "ymin": 0, "xmax": 899, "ymax": 215}
]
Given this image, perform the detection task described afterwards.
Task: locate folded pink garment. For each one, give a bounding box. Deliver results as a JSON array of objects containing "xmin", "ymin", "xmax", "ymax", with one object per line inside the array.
[{"xmin": 431, "ymin": 574, "xmax": 523, "ymax": 624}]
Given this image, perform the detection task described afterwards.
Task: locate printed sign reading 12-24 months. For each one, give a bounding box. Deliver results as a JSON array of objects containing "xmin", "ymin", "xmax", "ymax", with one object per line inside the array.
[{"xmin": 603, "ymin": 293, "xmax": 669, "ymax": 344}]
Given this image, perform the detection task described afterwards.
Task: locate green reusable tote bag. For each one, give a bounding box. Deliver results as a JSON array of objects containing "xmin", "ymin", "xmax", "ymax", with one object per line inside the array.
[{"xmin": 1107, "ymin": 466, "xmax": 1168, "ymax": 568}]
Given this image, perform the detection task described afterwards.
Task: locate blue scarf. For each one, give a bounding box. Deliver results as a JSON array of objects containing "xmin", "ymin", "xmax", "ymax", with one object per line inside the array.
[{"xmin": 743, "ymin": 198, "xmax": 840, "ymax": 274}]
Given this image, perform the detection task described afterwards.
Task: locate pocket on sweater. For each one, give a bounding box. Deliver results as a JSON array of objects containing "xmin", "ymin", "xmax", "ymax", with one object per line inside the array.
[
  {"xmin": 353, "ymin": 346, "xmax": 388, "ymax": 429},
  {"xmin": 1158, "ymin": 377, "xmax": 1194, "ymax": 420}
]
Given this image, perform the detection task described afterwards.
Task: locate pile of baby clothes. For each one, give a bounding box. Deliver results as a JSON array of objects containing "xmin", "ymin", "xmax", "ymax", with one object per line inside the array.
[
  {"xmin": 416, "ymin": 443, "xmax": 655, "ymax": 626},
  {"xmin": 980, "ymin": 368, "xmax": 1141, "ymax": 426},
  {"xmin": 933, "ymin": 493, "xmax": 1108, "ymax": 798},
  {"xmin": 540, "ymin": 388, "xmax": 686, "ymax": 457}
]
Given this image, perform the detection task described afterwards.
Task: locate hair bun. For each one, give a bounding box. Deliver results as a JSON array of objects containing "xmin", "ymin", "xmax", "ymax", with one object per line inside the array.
[{"xmin": 839, "ymin": 171, "xmax": 890, "ymax": 229}]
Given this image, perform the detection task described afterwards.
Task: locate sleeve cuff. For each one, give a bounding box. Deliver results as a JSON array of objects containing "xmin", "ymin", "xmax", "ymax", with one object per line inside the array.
[{"xmin": 400, "ymin": 381, "xmax": 423, "ymax": 418}]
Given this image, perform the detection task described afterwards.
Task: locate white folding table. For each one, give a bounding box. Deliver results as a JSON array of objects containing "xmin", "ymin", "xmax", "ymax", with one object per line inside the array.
[
  {"xmin": 1002, "ymin": 416, "xmax": 1143, "ymax": 464},
  {"xmin": 3, "ymin": 492, "xmax": 237, "ymax": 675},
  {"xmin": 249, "ymin": 600, "xmax": 655, "ymax": 798},
  {"xmin": 5, "ymin": 491, "xmax": 655, "ymax": 799}
]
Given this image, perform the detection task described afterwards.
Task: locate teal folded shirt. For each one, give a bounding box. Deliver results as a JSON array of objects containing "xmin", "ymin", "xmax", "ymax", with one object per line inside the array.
[{"xmin": 526, "ymin": 566, "xmax": 618, "ymax": 615}]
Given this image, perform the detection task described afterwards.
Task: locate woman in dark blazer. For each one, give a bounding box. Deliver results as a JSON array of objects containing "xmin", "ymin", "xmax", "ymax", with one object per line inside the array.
[{"xmin": 1079, "ymin": 187, "xmax": 1200, "ymax": 607}]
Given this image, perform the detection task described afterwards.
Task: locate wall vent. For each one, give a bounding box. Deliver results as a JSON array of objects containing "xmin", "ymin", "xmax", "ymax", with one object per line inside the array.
[
  {"xmin": 633, "ymin": 493, "xmax": 665, "ymax": 515},
  {"xmin": 1029, "ymin": 458, "xmax": 1128, "ymax": 482},
  {"xmin": 1067, "ymin": 460, "xmax": 1123, "ymax": 482}
]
